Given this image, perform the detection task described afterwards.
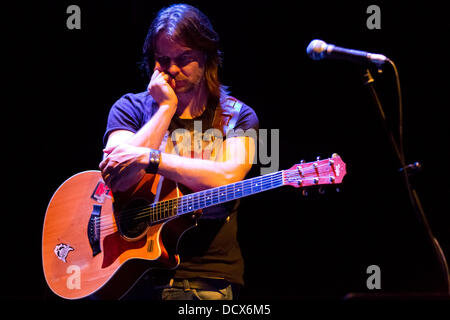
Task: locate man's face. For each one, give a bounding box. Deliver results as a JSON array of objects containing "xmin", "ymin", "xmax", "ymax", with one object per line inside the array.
[{"xmin": 154, "ymin": 34, "xmax": 206, "ymax": 94}]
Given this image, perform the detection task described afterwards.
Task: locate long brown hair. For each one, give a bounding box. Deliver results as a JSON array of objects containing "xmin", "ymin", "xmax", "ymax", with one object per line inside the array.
[{"xmin": 141, "ymin": 3, "xmax": 228, "ymax": 105}]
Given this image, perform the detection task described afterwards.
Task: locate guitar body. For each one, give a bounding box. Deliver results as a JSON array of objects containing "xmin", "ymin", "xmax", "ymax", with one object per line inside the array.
[
  {"xmin": 42, "ymin": 155, "xmax": 347, "ymax": 300},
  {"xmin": 42, "ymin": 171, "xmax": 199, "ymax": 300}
]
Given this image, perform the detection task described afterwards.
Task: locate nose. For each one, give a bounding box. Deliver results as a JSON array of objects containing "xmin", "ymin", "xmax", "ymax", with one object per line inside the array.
[{"xmin": 167, "ymin": 62, "xmax": 180, "ymax": 79}]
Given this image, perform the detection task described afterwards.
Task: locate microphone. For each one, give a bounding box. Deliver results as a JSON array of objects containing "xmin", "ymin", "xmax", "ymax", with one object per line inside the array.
[{"xmin": 306, "ymin": 39, "xmax": 388, "ymax": 66}]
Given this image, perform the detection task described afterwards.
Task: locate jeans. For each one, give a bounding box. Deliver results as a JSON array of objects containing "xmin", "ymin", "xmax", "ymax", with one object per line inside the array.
[
  {"xmin": 162, "ymin": 279, "xmax": 234, "ymax": 300},
  {"xmin": 121, "ymin": 275, "xmax": 238, "ymax": 300}
]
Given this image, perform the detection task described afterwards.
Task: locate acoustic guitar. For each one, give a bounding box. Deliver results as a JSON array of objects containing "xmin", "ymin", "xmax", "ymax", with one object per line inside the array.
[{"xmin": 42, "ymin": 154, "xmax": 346, "ymax": 299}]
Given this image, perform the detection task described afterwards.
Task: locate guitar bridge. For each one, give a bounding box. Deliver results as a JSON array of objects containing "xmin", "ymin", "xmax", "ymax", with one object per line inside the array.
[{"xmin": 87, "ymin": 204, "xmax": 102, "ymax": 257}]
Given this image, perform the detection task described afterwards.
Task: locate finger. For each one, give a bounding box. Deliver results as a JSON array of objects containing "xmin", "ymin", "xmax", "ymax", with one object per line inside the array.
[
  {"xmin": 152, "ymin": 67, "xmax": 161, "ymax": 77},
  {"xmin": 154, "ymin": 62, "xmax": 162, "ymax": 73},
  {"xmin": 149, "ymin": 70, "xmax": 167, "ymax": 92},
  {"xmin": 99, "ymin": 157, "xmax": 108, "ymax": 172},
  {"xmin": 102, "ymin": 172, "xmax": 110, "ymax": 185},
  {"xmin": 169, "ymin": 77, "xmax": 176, "ymax": 89},
  {"xmin": 99, "ymin": 153, "xmax": 115, "ymax": 172},
  {"xmin": 101, "ymin": 165, "xmax": 115, "ymax": 188},
  {"xmin": 103, "ymin": 145, "xmax": 118, "ymax": 155},
  {"xmin": 149, "ymin": 69, "xmax": 161, "ymax": 87}
]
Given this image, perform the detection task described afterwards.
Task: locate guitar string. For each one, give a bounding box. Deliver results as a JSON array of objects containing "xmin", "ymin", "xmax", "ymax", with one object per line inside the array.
[
  {"xmin": 98, "ymin": 170, "xmax": 282, "ymax": 223},
  {"xmin": 95, "ymin": 163, "xmax": 338, "ymax": 233},
  {"xmin": 99, "ymin": 168, "xmax": 296, "ymax": 226},
  {"xmin": 98, "ymin": 172, "xmax": 286, "ymax": 234},
  {"xmin": 44, "ymin": 162, "xmax": 341, "ymax": 237},
  {"xmin": 43, "ymin": 173, "xmax": 286, "ymax": 238},
  {"xmin": 44, "ymin": 170, "xmax": 283, "ymax": 236},
  {"xmin": 102, "ymin": 161, "xmax": 336, "ymax": 223},
  {"xmin": 96, "ymin": 162, "xmax": 340, "ymax": 234}
]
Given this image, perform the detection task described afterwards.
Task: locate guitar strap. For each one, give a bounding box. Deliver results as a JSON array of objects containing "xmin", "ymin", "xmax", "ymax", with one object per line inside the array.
[
  {"xmin": 154, "ymin": 97, "xmax": 243, "ymax": 202},
  {"xmin": 211, "ymin": 96, "xmax": 243, "ymax": 139}
]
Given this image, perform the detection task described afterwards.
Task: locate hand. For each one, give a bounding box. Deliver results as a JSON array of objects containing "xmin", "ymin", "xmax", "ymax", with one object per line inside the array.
[
  {"xmin": 99, "ymin": 144, "xmax": 149, "ymax": 192},
  {"xmin": 147, "ymin": 67, "xmax": 178, "ymax": 109}
]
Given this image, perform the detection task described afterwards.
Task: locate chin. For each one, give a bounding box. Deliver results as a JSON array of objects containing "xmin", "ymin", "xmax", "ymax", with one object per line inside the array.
[{"xmin": 175, "ymin": 85, "xmax": 193, "ymax": 94}]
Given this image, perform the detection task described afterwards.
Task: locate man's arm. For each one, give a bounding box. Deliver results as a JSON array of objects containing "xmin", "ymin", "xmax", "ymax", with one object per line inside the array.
[
  {"xmin": 100, "ymin": 136, "xmax": 255, "ymax": 193},
  {"xmin": 105, "ymin": 103, "xmax": 175, "ymax": 152},
  {"xmin": 104, "ymin": 69, "xmax": 177, "ymax": 154},
  {"xmin": 157, "ymin": 135, "xmax": 255, "ymax": 191}
]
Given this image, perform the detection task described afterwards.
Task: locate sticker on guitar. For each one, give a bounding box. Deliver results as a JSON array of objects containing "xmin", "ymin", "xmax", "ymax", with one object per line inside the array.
[
  {"xmin": 91, "ymin": 179, "xmax": 111, "ymax": 203},
  {"xmin": 54, "ymin": 243, "xmax": 74, "ymax": 263}
]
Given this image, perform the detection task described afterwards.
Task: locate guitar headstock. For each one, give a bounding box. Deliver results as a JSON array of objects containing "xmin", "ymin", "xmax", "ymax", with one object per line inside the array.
[{"xmin": 283, "ymin": 153, "xmax": 347, "ymax": 188}]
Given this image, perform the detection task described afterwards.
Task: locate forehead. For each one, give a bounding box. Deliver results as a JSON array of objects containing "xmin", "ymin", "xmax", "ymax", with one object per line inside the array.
[{"xmin": 154, "ymin": 33, "xmax": 193, "ymax": 57}]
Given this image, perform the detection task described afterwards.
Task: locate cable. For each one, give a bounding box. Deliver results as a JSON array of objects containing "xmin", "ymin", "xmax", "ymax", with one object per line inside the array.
[{"xmin": 387, "ymin": 59, "xmax": 450, "ymax": 293}]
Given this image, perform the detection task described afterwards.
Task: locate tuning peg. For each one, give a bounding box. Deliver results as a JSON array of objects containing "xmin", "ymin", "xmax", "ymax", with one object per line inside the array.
[
  {"xmin": 318, "ymin": 186, "xmax": 326, "ymax": 194},
  {"xmin": 300, "ymin": 159, "xmax": 305, "ymax": 164},
  {"xmin": 302, "ymin": 189, "xmax": 309, "ymax": 196},
  {"xmin": 316, "ymin": 156, "xmax": 321, "ymax": 161},
  {"xmin": 335, "ymin": 187, "xmax": 340, "ymax": 193}
]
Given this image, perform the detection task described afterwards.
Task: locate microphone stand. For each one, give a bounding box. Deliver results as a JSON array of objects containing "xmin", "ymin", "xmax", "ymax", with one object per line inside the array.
[{"xmin": 362, "ymin": 67, "xmax": 450, "ymax": 295}]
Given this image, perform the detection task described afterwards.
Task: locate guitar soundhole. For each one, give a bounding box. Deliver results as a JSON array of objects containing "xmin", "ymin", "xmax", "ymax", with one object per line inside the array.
[{"xmin": 116, "ymin": 199, "xmax": 150, "ymax": 240}]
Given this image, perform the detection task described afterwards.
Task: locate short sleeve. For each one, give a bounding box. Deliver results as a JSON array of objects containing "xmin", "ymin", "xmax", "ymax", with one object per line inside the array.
[
  {"xmin": 103, "ymin": 92, "xmax": 154, "ymax": 146},
  {"xmin": 225, "ymin": 103, "xmax": 259, "ymax": 139}
]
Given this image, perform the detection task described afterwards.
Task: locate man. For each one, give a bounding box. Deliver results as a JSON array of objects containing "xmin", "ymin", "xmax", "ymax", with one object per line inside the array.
[{"xmin": 99, "ymin": 4, "xmax": 258, "ymax": 300}]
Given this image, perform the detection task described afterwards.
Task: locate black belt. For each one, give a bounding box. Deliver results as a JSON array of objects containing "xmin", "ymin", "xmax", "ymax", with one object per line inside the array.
[{"xmin": 170, "ymin": 278, "xmax": 230, "ymax": 291}]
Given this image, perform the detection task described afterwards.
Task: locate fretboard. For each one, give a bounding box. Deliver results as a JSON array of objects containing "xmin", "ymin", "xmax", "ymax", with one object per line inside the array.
[{"xmin": 147, "ymin": 171, "xmax": 284, "ymax": 223}]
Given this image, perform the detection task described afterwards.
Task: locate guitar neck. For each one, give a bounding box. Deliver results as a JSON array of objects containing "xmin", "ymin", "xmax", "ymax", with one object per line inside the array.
[
  {"xmin": 177, "ymin": 171, "xmax": 285, "ymax": 214},
  {"xmin": 146, "ymin": 154, "xmax": 346, "ymax": 223},
  {"xmin": 148, "ymin": 171, "xmax": 285, "ymax": 223}
]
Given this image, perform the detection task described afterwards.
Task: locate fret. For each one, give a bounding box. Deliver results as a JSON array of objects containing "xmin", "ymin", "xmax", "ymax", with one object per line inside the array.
[
  {"xmin": 168, "ymin": 200, "xmax": 172, "ymax": 217},
  {"xmin": 199, "ymin": 190, "xmax": 206, "ymax": 209},
  {"xmin": 205, "ymin": 189, "xmax": 211, "ymax": 207},
  {"xmin": 193, "ymin": 194, "xmax": 200, "ymax": 211},
  {"xmin": 219, "ymin": 186, "xmax": 227, "ymax": 202},
  {"xmin": 171, "ymin": 171, "xmax": 285, "ymax": 217},
  {"xmin": 178, "ymin": 198, "xmax": 182, "ymax": 214},
  {"xmin": 261, "ymin": 175, "xmax": 272, "ymax": 191},
  {"xmin": 234, "ymin": 181, "xmax": 243, "ymax": 198},
  {"xmin": 187, "ymin": 195, "xmax": 193, "ymax": 212},
  {"xmin": 251, "ymin": 176, "xmax": 262, "ymax": 193},
  {"xmin": 162, "ymin": 201, "xmax": 167, "ymax": 218},
  {"xmin": 194, "ymin": 194, "xmax": 200, "ymax": 211},
  {"xmin": 156, "ymin": 202, "xmax": 160, "ymax": 221},
  {"xmin": 243, "ymin": 180, "xmax": 252, "ymax": 196},
  {"xmin": 173, "ymin": 198, "xmax": 180, "ymax": 215},
  {"xmin": 226, "ymin": 184, "xmax": 234, "ymax": 201},
  {"xmin": 165, "ymin": 200, "xmax": 170, "ymax": 218},
  {"xmin": 183, "ymin": 196, "xmax": 189, "ymax": 213},
  {"xmin": 212, "ymin": 188, "xmax": 219, "ymax": 204},
  {"xmin": 149, "ymin": 203, "xmax": 156, "ymax": 223},
  {"xmin": 160, "ymin": 202, "xmax": 165, "ymax": 219},
  {"xmin": 160, "ymin": 201, "xmax": 165, "ymax": 219},
  {"xmin": 181, "ymin": 196, "xmax": 188, "ymax": 215},
  {"xmin": 139, "ymin": 156, "xmax": 346, "ymax": 223}
]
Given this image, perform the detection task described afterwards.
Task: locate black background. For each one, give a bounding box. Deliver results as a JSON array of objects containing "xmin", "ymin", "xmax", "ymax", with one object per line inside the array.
[{"xmin": 5, "ymin": 0, "xmax": 450, "ymax": 301}]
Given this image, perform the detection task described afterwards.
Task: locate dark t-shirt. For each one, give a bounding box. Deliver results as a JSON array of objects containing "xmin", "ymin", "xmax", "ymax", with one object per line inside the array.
[{"xmin": 103, "ymin": 91, "xmax": 259, "ymax": 285}]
